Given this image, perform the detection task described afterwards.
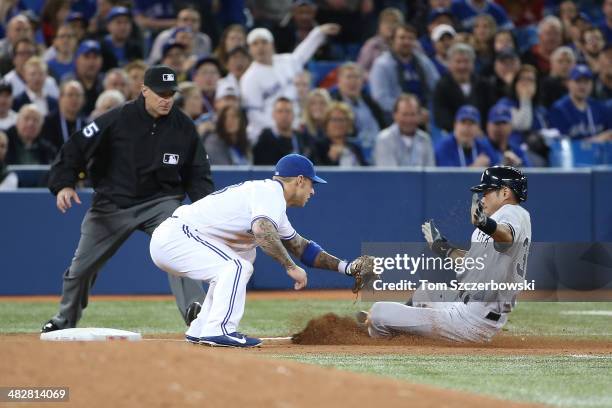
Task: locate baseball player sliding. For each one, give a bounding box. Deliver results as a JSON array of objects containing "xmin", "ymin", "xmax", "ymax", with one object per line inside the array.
[
  {"xmin": 150, "ymin": 154, "xmax": 372, "ymax": 347},
  {"xmin": 360, "ymin": 166, "xmax": 531, "ymax": 343}
]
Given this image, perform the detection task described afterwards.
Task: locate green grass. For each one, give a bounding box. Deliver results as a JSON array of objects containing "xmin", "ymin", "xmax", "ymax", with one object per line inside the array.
[{"xmin": 1, "ymin": 298, "xmax": 611, "ymax": 407}]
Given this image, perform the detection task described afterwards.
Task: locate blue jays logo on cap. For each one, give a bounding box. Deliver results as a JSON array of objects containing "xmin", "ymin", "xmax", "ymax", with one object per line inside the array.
[
  {"xmin": 275, "ymin": 154, "xmax": 327, "ymax": 184},
  {"xmin": 455, "ymin": 105, "xmax": 481, "ymax": 123}
]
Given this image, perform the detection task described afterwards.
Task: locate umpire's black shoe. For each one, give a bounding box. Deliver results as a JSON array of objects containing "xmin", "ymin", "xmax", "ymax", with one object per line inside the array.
[
  {"xmin": 185, "ymin": 301, "xmax": 202, "ymax": 326},
  {"xmin": 41, "ymin": 320, "xmax": 61, "ymax": 333}
]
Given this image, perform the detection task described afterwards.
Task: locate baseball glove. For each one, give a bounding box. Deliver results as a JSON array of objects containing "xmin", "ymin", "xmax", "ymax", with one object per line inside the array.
[{"xmin": 347, "ymin": 255, "xmax": 376, "ymax": 293}]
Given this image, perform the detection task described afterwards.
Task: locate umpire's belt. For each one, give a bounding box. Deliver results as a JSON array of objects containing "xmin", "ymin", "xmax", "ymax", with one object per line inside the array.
[{"xmin": 462, "ymin": 295, "xmax": 502, "ymax": 322}]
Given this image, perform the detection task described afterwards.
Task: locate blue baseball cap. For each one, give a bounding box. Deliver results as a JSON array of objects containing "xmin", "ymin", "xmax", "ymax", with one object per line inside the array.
[
  {"xmin": 106, "ymin": 6, "xmax": 131, "ymax": 23},
  {"xmin": 570, "ymin": 64, "xmax": 593, "ymax": 81},
  {"xmin": 75, "ymin": 40, "xmax": 101, "ymax": 58},
  {"xmin": 428, "ymin": 8, "xmax": 452, "ymax": 24},
  {"xmin": 488, "ymin": 104, "xmax": 512, "ymax": 124},
  {"xmin": 65, "ymin": 11, "xmax": 86, "ymax": 23},
  {"xmin": 455, "ymin": 105, "xmax": 481, "ymax": 123},
  {"xmin": 275, "ymin": 154, "xmax": 327, "ymax": 184}
]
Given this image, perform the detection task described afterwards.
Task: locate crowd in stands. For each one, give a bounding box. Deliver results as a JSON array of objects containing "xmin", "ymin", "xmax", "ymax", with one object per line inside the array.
[{"xmin": 1, "ymin": 0, "xmax": 612, "ymax": 189}]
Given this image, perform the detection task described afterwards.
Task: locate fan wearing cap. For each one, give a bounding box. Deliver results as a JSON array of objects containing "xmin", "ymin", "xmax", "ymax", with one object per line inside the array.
[
  {"xmin": 100, "ymin": 7, "xmax": 144, "ymax": 70},
  {"xmin": 150, "ymin": 153, "xmax": 369, "ymax": 347},
  {"xmin": 420, "ymin": 8, "xmax": 455, "ymax": 58},
  {"xmin": 160, "ymin": 40, "xmax": 188, "ymax": 82},
  {"xmin": 434, "ymin": 104, "xmax": 497, "ymax": 167},
  {"xmin": 430, "ymin": 24, "xmax": 456, "ymax": 76},
  {"xmin": 482, "ymin": 103, "xmax": 529, "ymax": 167},
  {"xmin": 41, "ymin": 65, "xmax": 213, "ymax": 334},
  {"xmin": 450, "ymin": 0, "xmax": 513, "ymax": 32},
  {"xmin": 65, "ymin": 40, "xmax": 103, "ymax": 116},
  {"xmin": 548, "ymin": 64, "xmax": 612, "ymax": 141},
  {"xmin": 240, "ymin": 23, "xmax": 340, "ymax": 143},
  {"xmin": 489, "ymin": 47, "xmax": 521, "ymax": 101}
]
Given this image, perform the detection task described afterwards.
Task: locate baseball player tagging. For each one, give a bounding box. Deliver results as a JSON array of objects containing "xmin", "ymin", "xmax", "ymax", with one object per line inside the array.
[
  {"xmin": 364, "ymin": 166, "xmax": 531, "ymax": 343},
  {"xmin": 150, "ymin": 154, "xmax": 373, "ymax": 347}
]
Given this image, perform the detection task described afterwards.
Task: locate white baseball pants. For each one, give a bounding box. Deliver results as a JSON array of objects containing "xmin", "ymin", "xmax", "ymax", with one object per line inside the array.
[{"xmin": 150, "ymin": 217, "xmax": 254, "ymax": 338}]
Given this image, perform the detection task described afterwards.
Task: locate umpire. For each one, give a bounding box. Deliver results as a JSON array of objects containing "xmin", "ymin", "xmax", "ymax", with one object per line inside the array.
[{"xmin": 41, "ymin": 65, "xmax": 213, "ymax": 333}]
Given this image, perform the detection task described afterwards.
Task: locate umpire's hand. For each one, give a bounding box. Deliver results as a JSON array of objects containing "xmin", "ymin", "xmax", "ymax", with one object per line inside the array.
[{"xmin": 57, "ymin": 187, "xmax": 82, "ymax": 213}]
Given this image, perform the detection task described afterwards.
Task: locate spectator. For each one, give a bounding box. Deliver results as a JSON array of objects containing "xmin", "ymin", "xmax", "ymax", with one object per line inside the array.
[
  {"xmin": 176, "ymin": 81, "xmax": 204, "ymax": 125},
  {"xmin": 5, "ymin": 104, "xmax": 56, "ymax": 164},
  {"xmin": 219, "ymin": 46, "xmax": 251, "ymax": 100},
  {"xmin": 0, "ymin": 15, "xmax": 33, "ymax": 74},
  {"xmin": 300, "ymin": 87, "xmax": 331, "ymax": 141},
  {"xmin": 420, "ymin": 8, "xmax": 455, "ymax": 58},
  {"xmin": 148, "ymin": 7, "xmax": 212, "ymax": 66},
  {"xmin": 374, "ymin": 94, "xmax": 435, "ymax": 167},
  {"xmin": 213, "ymin": 24, "xmax": 247, "ymax": 69},
  {"xmin": 101, "ymin": 7, "xmax": 144, "ymax": 70},
  {"xmin": 435, "ymin": 105, "xmax": 495, "ymax": 167},
  {"xmin": 204, "ymin": 105, "xmax": 251, "ymax": 165},
  {"xmin": 103, "ymin": 67, "xmax": 130, "ymax": 99},
  {"xmin": 316, "ymin": 101, "xmax": 366, "ymax": 167},
  {"xmin": 65, "ymin": 12, "xmax": 88, "ymax": 43},
  {"xmin": 594, "ymin": 46, "xmax": 612, "ymax": 101},
  {"xmin": 132, "ymin": 0, "xmax": 176, "ymax": 33},
  {"xmin": 170, "ymin": 27, "xmax": 200, "ymax": 72},
  {"xmin": 331, "ymin": 62, "xmax": 386, "ymax": 161},
  {"xmin": 370, "ymin": 24, "xmax": 439, "ymax": 116},
  {"xmin": 472, "ymin": 14, "xmax": 497, "ymax": 72},
  {"xmin": 492, "ymin": 29, "xmax": 517, "ymax": 54},
  {"xmin": 559, "ymin": 0, "xmax": 578, "ymax": 44},
  {"xmin": 160, "ymin": 40, "xmax": 188, "ymax": 82},
  {"xmin": 539, "ymin": 46, "xmax": 575, "ymax": 108},
  {"xmin": 499, "ymin": 64, "xmax": 547, "ymax": 134},
  {"xmin": 214, "ymin": 81, "xmax": 241, "ymax": 113},
  {"xmin": 192, "ymin": 57, "xmax": 222, "ymax": 117},
  {"xmin": 0, "ymin": 130, "xmax": 19, "ymax": 190},
  {"xmin": 430, "ymin": 24, "xmax": 456, "ymax": 76},
  {"xmin": 89, "ymin": 89, "xmax": 125, "ymax": 120},
  {"xmin": 548, "ymin": 65, "xmax": 612, "ymax": 141},
  {"xmin": 69, "ymin": 40, "xmax": 104, "ymax": 116},
  {"xmin": 522, "ymin": 16, "xmax": 563, "ymax": 76},
  {"xmin": 241, "ymin": 24, "xmax": 339, "ymax": 143},
  {"xmin": 45, "ymin": 24, "xmax": 77, "ymax": 81},
  {"xmin": 450, "ymin": 0, "xmax": 513, "ymax": 31},
  {"xmin": 357, "ymin": 7, "xmax": 404, "ymax": 73},
  {"xmin": 40, "ymin": 0, "xmax": 71, "ymax": 46},
  {"xmin": 568, "ymin": 13, "xmax": 592, "ymax": 64},
  {"xmin": 483, "ymin": 103, "xmax": 530, "ymax": 167},
  {"xmin": 432, "ymin": 42, "xmax": 495, "ymax": 132},
  {"xmin": 273, "ymin": 0, "xmax": 332, "ymax": 60},
  {"xmin": 294, "ymin": 70, "xmax": 312, "ymax": 112},
  {"xmin": 489, "ymin": 48, "xmax": 521, "ymax": 101},
  {"xmin": 581, "ymin": 27, "xmax": 605, "ymax": 74},
  {"xmin": 4, "ymin": 38, "xmax": 60, "ymax": 99},
  {"xmin": 599, "ymin": 0, "xmax": 612, "ymax": 45},
  {"xmin": 124, "ymin": 59, "xmax": 148, "ymax": 100},
  {"xmin": 0, "ymin": 81, "xmax": 17, "ymax": 130},
  {"xmin": 12, "ymin": 57, "xmax": 59, "ymax": 116},
  {"xmin": 253, "ymin": 97, "xmax": 316, "ymax": 165},
  {"xmin": 41, "ymin": 80, "xmax": 85, "ymax": 151}
]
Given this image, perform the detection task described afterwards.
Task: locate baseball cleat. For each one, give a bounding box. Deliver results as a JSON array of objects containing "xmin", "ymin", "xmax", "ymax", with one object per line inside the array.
[
  {"xmin": 199, "ymin": 332, "xmax": 262, "ymax": 348},
  {"xmin": 185, "ymin": 301, "xmax": 202, "ymax": 326},
  {"xmin": 185, "ymin": 334, "xmax": 201, "ymax": 344},
  {"xmin": 355, "ymin": 310, "xmax": 369, "ymax": 325},
  {"xmin": 41, "ymin": 320, "xmax": 61, "ymax": 333}
]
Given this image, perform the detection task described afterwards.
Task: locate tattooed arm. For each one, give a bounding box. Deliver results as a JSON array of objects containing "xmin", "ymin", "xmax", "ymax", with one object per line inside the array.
[
  {"xmin": 252, "ymin": 218, "xmax": 307, "ymax": 289},
  {"xmin": 282, "ymin": 233, "xmax": 344, "ymax": 272}
]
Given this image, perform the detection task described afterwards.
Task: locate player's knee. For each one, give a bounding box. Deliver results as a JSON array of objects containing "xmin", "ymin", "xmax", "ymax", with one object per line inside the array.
[{"xmin": 236, "ymin": 259, "xmax": 254, "ymax": 277}]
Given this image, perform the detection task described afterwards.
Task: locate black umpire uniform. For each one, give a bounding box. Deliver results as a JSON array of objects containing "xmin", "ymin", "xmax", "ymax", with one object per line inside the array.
[{"xmin": 42, "ymin": 66, "xmax": 214, "ymax": 332}]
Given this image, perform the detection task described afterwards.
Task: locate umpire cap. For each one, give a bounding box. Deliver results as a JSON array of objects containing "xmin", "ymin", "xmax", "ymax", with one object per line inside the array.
[
  {"xmin": 470, "ymin": 166, "xmax": 527, "ymax": 202},
  {"xmin": 144, "ymin": 65, "xmax": 179, "ymax": 94}
]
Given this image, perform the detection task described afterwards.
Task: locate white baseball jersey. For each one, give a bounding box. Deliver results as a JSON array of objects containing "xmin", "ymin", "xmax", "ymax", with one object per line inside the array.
[
  {"xmin": 240, "ymin": 26, "xmax": 326, "ymax": 143},
  {"xmin": 172, "ymin": 179, "xmax": 296, "ymax": 255},
  {"xmin": 460, "ymin": 203, "xmax": 532, "ymax": 313}
]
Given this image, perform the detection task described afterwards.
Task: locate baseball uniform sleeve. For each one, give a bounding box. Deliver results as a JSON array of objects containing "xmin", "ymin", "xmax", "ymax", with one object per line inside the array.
[
  {"xmin": 493, "ymin": 205, "xmax": 523, "ymax": 243},
  {"xmin": 250, "ymin": 182, "xmax": 286, "ymax": 231},
  {"xmin": 47, "ymin": 107, "xmax": 118, "ymax": 195},
  {"xmin": 278, "ymin": 212, "xmax": 297, "ymax": 240}
]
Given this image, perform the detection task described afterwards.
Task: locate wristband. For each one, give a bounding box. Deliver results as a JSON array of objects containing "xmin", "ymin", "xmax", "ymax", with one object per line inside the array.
[
  {"xmin": 338, "ymin": 260, "xmax": 349, "ymax": 275},
  {"xmin": 301, "ymin": 240, "xmax": 323, "ymax": 267},
  {"xmin": 478, "ymin": 217, "xmax": 498, "ymax": 235}
]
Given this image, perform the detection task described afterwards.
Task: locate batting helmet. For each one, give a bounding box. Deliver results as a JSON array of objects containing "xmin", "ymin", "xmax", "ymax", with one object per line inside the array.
[{"xmin": 470, "ymin": 166, "xmax": 528, "ymax": 202}]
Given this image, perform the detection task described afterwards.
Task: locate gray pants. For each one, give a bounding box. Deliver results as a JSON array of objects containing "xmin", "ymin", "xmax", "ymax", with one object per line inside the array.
[{"xmin": 50, "ymin": 196, "xmax": 205, "ymax": 328}]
